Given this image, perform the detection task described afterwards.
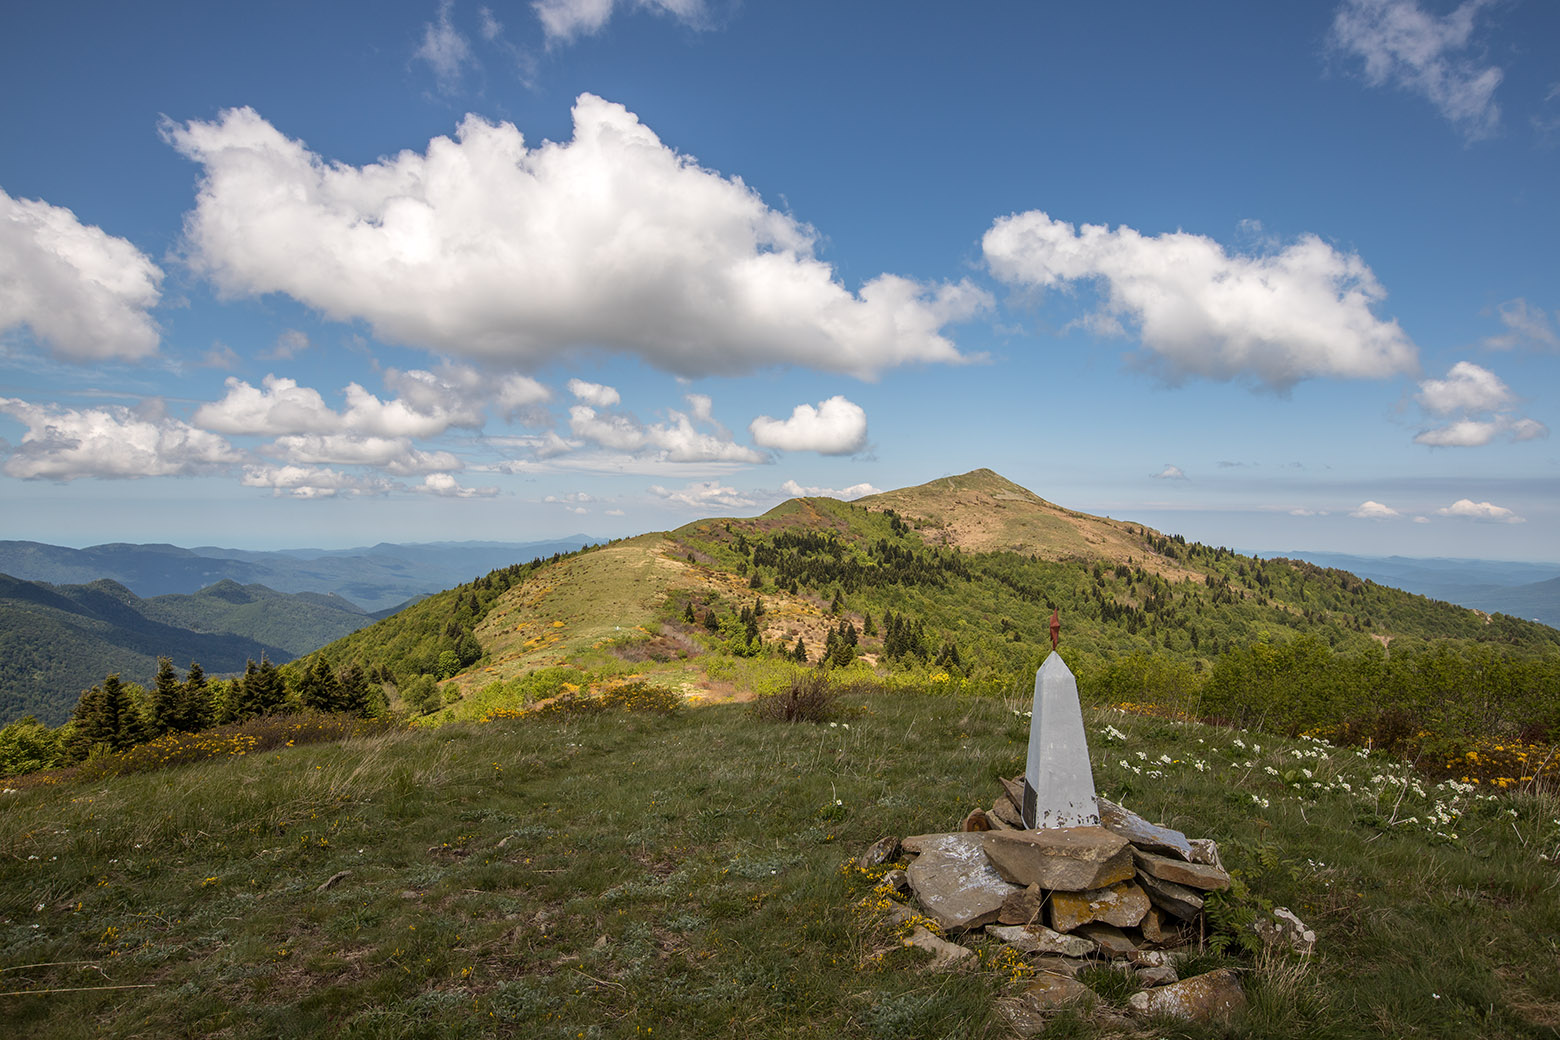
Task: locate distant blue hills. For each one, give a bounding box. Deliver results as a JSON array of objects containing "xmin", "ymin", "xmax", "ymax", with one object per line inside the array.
[
  {"xmin": 0, "ymin": 537, "xmax": 593, "ymax": 726},
  {"xmin": 1261, "ymin": 551, "xmax": 1560, "ymax": 630},
  {"xmin": 0, "ymin": 537, "xmax": 593, "ymax": 613}
]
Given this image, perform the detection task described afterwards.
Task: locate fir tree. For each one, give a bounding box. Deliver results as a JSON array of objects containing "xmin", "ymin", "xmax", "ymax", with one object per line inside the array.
[
  {"xmin": 178, "ymin": 661, "xmax": 212, "ymax": 732},
  {"xmin": 149, "ymin": 657, "xmax": 181, "ymax": 736}
]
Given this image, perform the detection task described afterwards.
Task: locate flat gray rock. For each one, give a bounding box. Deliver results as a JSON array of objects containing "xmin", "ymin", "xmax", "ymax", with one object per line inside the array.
[
  {"xmin": 903, "ymin": 832, "xmax": 1017, "ymax": 932},
  {"xmin": 1097, "ymin": 796, "xmax": 1194, "ymax": 860},
  {"xmin": 1137, "ymin": 871, "xmax": 1206, "ymax": 920},
  {"xmin": 984, "ymin": 826, "xmax": 1134, "ymax": 892},
  {"xmin": 988, "ymin": 923, "xmax": 1097, "ymax": 958},
  {"xmin": 1133, "ymin": 848, "xmax": 1231, "ymax": 891},
  {"xmin": 1127, "ymin": 967, "xmax": 1246, "ymax": 1022}
]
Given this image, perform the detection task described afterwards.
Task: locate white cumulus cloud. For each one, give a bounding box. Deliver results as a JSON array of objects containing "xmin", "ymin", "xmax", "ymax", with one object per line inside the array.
[
  {"xmin": 1151, "ymin": 465, "xmax": 1188, "ymax": 481},
  {"xmin": 779, "ymin": 479, "xmax": 880, "ymax": 500},
  {"xmin": 567, "ymin": 394, "xmax": 763, "ymax": 463},
  {"xmin": 1415, "ymin": 360, "xmax": 1512, "ymax": 414},
  {"xmin": 266, "ymin": 434, "xmax": 461, "ymax": 475},
  {"xmin": 240, "ymin": 464, "xmax": 393, "ymax": 499},
  {"xmin": 1350, "ymin": 500, "xmax": 1401, "ymax": 519},
  {"xmin": 0, "ymin": 187, "xmax": 163, "ymax": 362},
  {"xmin": 1436, "ymin": 498, "xmax": 1524, "ymax": 523},
  {"xmin": 648, "ymin": 479, "xmax": 756, "ymax": 511},
  {"xmin": 1411, "ymin": 361, "xmax": 1547, "ymax": 446},
  {"xmin": 983, "ymin": 211, "xmax": 1417, "ymax": 390},
  {"xmin": 418, "ymin": 472, "xmax": 499, "ymax": 498},
  {"xmin": 165, "ymin": 97, "xmax": 985, "ymax": 379},
  {"xmin": 568, "ymin": 378, "xmax": 621, "ymax": 407},
  {"xmin": 0, "ymin": 398, "xmax": 240, "ymax": 480},
  {"xmin": 1330, "ymin": 0, "xmax": 1503, "ymax": 141},
  {"xmin": 749, "ymin": 396, "xmax": 868, "ymax": 455},
  {"xmin": 195, "ymin": 372, "xmax": 486, "ymax": 438}
]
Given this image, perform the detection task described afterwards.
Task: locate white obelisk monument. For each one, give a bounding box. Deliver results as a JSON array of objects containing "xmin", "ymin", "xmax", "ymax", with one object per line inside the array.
[{"xmin": 1022, "ymin": 611, "xmax": 1100, "ymax": 829}]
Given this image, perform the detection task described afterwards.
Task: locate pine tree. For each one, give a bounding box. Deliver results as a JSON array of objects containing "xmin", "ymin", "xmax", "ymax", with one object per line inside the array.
[
  {"xmin": 791, "ymin": 637, "xmax": 807, "ymax": 663},
  {"xmin": 299, "ymin": 656, "xmax": 340, "ymax": 712},
  {"xmin": 337, "ymin": 663, "xmax": 370, "ymax": 717},
  {"xmin": 178, "ymin": 661, "xmax": 212, "ymax": 732},
  {"xmin": 149, "ymin": 657, "xmax": 181, "ymax": 737}
]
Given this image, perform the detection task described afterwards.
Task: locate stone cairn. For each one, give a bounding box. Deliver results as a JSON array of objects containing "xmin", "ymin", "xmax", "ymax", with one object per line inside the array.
[
  {"xmin": 857, "ymin": 787, "xmax": 1246, "ymax": 1025},
  {"xmin": 855, "ymin": 645, "xmax": 1272, "ymax": 1026}
]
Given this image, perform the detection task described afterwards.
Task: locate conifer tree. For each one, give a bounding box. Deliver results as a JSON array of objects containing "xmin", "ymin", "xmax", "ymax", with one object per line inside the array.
[
  {"xmin": 179, "ymin": 661, "xmax": 212, "ymax": 732},
  {"xmin": 337, "ymin": 663, "xmax": 370, "ymax": 717},
  {"xmin": 299, "ymin": 656, "xmax": 340, "ymax": 712},
  {"xmin": 149, "ymin": 657, "xmax": 181, "ymax": 736}
]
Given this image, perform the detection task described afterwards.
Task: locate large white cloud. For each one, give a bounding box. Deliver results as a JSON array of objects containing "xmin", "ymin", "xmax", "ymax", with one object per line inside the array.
[
  {"xmin": 1413, "ymin": 416, "xmax": 1548, "ymax": 447},
  {"xmin": 0, "ymin": 399, "xmax": 239, "ymax": 480},
  {"xmin": 1330, "ymin": 0, "xmax": 1502, "ymax": 141},
  {"xmin": 241, "ymin": 464, "xmax": 393, "ymax": 499},
  {"xmin": 983, "ymin": 211, "xmax": 1417, "ymax": 390},
  {"xmin": 165, "ymin": 97, "xmax": 985, "ymax": 379},
  {"xmin": 1350, "ymin": 500, "xmax": 1401, "ymax": 519},
  {"xmin": 749, "ymin": 395, "xmax": 868, "ymax": 455},
  {"xmin": 0, "ymin": 187, "xmax": 162, "ymax": 362}
]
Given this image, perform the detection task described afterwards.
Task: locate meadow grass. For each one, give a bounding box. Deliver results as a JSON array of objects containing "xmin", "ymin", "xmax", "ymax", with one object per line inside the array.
[{"xmin": 3, "ymin": 684, "xmax": 1559, "ymax": 1038}]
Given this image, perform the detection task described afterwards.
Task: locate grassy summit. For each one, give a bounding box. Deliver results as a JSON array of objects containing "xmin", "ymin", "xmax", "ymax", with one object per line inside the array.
[{"xmin": 4, "ymin": 682, "xmax": 1559, "ymax": 1038}]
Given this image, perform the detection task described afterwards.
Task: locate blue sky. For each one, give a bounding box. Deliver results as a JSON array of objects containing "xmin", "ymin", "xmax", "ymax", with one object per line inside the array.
[{"xmin": 2, "ymin": 0, "xmax": 1557, "ymax": 560}]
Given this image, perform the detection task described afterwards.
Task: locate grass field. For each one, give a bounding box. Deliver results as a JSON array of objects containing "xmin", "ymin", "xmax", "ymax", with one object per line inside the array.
[{"xmin": 4, "ymin": 682, "xmax": 1559, "ymax": 1038}]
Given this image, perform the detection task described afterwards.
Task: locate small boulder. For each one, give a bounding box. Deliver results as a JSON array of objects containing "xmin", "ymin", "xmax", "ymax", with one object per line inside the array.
[
  {"xmin": 997, "ymin": 883, "xmax": 1043, "ymax": 925},
  {"xmin": 1017, "ymin": 973, "xmax": 1095, "ymax": 1009},
  {"xmin": 962, "ymin": 808, "xmax": 993, "ymax": 832},
  {"xmin": 1097, "ymin": 797, "xmax": 1194, "ymax": 860},
  {"xmin": 1139, "ymin": 906, "xmax": 1177, "ymax": 944},
  {"xmin": 989, "ymin": 797, "xmax": 1025, "ymax": 830},
  {"xmin": 1187, "ymin": 837, "xmax": 1223, "ymax": 869},
  {"xmin": 1137, "ymin": 964, "xmax": 1178, "ymax": 987},
  {"xmin": 1253, "ymin": 906, "xmax": 1317, "ymax": 956},
  {"xmin": 1132, "ymin": 848, "xmax": 1231, "ymax": 891},
  {"xmin": 1049, "ymin": 881, "xmax": 1150, "ymax": 932},
  {"xmin": 904, "ymin": 833, "xmax": 1018, "ymax": 932},
  {"xmin": 1073, "ymin": 922, "xmax": 1138, "ymax": 959},
  {"xmin": 858, "ymin": 835, "xmax": 900, "ymax": 870},
  {"xmin": 903, "ymin": 925, "xmax": 977, "ymax": 972},
  {"xmin": 988, "ymin": 923, "xmax": 1097, "ymax": 958},
  {"xmin": 1126, "ymin": 967, "xmax": 1245, "ymax": 1023},
  {"xmin": 1137, "ymin": 872, "xmax": 1206, "ymax": 921}
]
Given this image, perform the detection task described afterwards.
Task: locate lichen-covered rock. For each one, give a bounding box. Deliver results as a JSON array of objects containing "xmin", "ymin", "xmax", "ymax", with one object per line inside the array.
[
  {"xmin": 903, "ymin": 833, "xmax": 1017, "ymax": 932},
  {"xmin": 1127, "ymin": 968, "xmax": 1246, "ymax": 1023},
  {"xmin": 858, "ymin": 835, "xmax": 900, "ymax": 870},
  {"xmin": 1018, "ymin": 973, "xmax": 1095, "ymax": 1008},
  {"xmin": 1187, "ymin": 837, "xmax": 1223, "ymax": 869},
  {"xmin": 983, "ymin": 826, "xmax": 1134, "ymax": 892},
  {"xmin": 1073, "ymin": 921, "xmax": 1138, "ymax": 958},
  {"xmin": 1048, "ymin": 881, "xmax": 1150, "ymax": 932},
  {"xmin": 988, "ymin": 923, "xmax": 1097, "ymax": 958},
  {"xmin": 1132, "ymin": 848, "xmax": 1231, "ymax": 891}
]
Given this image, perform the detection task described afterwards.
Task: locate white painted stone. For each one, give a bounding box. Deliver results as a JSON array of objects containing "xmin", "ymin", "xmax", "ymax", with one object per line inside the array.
[{"xmin": 1022, "ymin": 652, "xmax": 1100, "ymax": 829}]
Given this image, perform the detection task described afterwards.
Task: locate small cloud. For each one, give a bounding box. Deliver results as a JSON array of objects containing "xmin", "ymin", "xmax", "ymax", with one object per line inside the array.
[
  {"xmin": 534, "ymin": 0, "xmax": 709, "ymax": 46},
  {"xmin": 260, "ymin": 328, "xmax": 310, "ymax": 360},
  {"xmin": 544, "ymin": 491, "xmax": 594, "ymax": 504},
  {"xmin": 779, "ymin": 479, "xmax": 880, "ymax": 500},
  {"xmin": 418, "ymin": 472, "xmax": 499, "ymax": 498},
  {"xmin": 568, "ymin": 378, "xmax": 620, "ymax": 407},
  {"xmin": 414, "ymin": 0, "xmax": 474, "ymax": 92},
  {"xmin": 1150, "ymin": 464, "xmax": 1187, "ymax": 481},
  {"xmin": 1435, "ymin": 498, "xmax": 1524, "ymax": 523},
  {"xmin": 1287, "ymin": 507, "xmax": 1328, "ymax": 517},
  {"xmin": 1483, "ymin": 298, "xmax": 1558, "ymax": 352},
  {"xmin": 1328, "ymin": 0, "xmax": 1503, "ymax": 142},
  {"xmin": 1412, "ymin": 515, "xmax": 1430, "ymax": 524},
  {"xmin": 749, "ymin": 396, "xmax": 868, "ymax": 455},
  {"xmin": 648, "ymin": 479, "xmax": 755, "ymax": 511},
  {"xmin": 1416, "ymin": 361, "xmax": 1513, "ymax": 415},
  {"xmin": 198, "ymin": 342, "xmax": 241, "ymax": 369},
  {"xmin": 604, "ymin": 507, "xmax": 626, "ymax": 516},
  {"xmin": 1350, "ymin": 500, "xmax": 1401, "ymax": 520}
]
